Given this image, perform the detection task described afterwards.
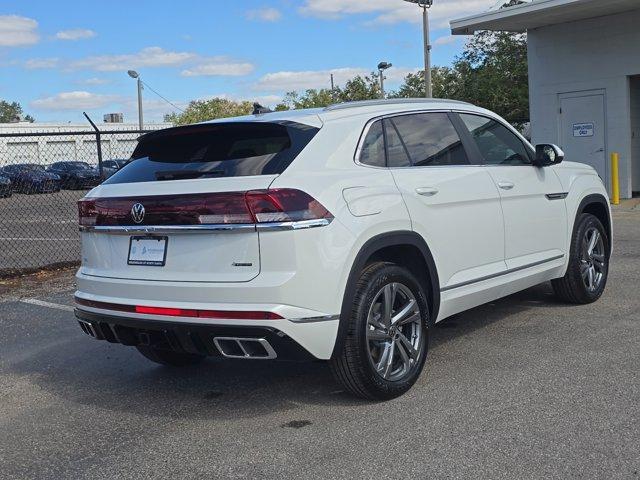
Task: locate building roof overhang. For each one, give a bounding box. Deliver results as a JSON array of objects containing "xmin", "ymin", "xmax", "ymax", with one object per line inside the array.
[{"xmin": 451, "ymin": 0, "xmax": 640, "ymax": 35}]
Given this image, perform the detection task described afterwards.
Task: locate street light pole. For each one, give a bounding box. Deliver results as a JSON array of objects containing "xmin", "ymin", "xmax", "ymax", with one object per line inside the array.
[
  {"xmin": 422, "ymin": 4, "xmax": 432, "ymax": 98},
  {"xmin": 136, "ymin": 77, "xmax": 143, "ymax": 129},
  {"xmin": 377, "ymin": 62, "xmax": 392, "ymax": 99},
  {"xmin": 127, "ymin": 70, "xmax": 144, "ymax": 130},
  {"xmin": 403, "ymin": 0, "xmax": 433, "ymax": 98}
]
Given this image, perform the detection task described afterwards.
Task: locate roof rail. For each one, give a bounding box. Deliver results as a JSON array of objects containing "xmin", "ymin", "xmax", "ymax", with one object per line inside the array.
[{"xmin": 324, "ymin": 98, "xmax": 471, "ymax": 111}]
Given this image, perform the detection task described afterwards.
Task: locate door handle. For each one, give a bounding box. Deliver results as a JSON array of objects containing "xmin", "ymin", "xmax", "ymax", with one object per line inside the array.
[
  {"xmin": 415, "ymin": 187, "xmax": 439, "ymax": 197},
  {"xmin": 497, "ymin": 181, "xmax": 515, "ymax": 190}
]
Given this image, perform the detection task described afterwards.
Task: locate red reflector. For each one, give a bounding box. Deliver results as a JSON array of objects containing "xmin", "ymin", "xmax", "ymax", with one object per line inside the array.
[
  {"xmin": 75, "ymin": 297, "xmax": 282, "ymax": 320},
  {"xmin": 135, "ymin": 305, "xmax": 198, "ymax": 317}
]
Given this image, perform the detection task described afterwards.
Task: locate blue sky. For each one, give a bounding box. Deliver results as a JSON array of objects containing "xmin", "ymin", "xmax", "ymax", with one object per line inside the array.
[{"xmin": 0, "ymin": 0, "xmax": 498, "ymax": 123}]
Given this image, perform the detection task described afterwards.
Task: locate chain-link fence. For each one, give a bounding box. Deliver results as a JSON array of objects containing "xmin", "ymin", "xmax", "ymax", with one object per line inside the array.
[{"xmin": 0, "ymin": 128, "xmax": 153, "ymax": 277}]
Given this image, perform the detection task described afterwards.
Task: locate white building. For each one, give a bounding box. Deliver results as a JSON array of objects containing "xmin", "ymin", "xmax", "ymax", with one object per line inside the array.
[
  {"xmin": 0, "ymin": 122, "xmax": 171, "ymax": 166},
  {"xmin": 452, "ymin": 0, "xmax": 640, "ymax": 198}
]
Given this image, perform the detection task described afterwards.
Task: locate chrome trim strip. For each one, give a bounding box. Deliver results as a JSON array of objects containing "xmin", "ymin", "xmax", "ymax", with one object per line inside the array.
[
  {"xmin": 441, "ymin": 254, "xmax": 565, "ymax": 292},
  {"xmin": 546, "ymin": 192, "xmax": 569, "ymax": 200},
  {"xmin": 256, "ymin": 218, "xmax": 332, "ymax": 231},
  {"xmin": 288, "ymin": 314, "xmax": 340, "ymax": 324},
  {"xmin": 80, "ymin": 218, "xmax": 332, "ymax": 234},
  {"xmin": 80, "ymin": 224, "xmax": 255, "ymax": 234}
]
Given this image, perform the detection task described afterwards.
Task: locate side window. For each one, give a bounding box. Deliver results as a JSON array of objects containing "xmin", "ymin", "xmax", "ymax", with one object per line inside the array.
[
  {"xmin": 389, "ymin": 113, "xmax": 469, "ymax": 167},
  {"xmin": 459, "ymin": 114, "xmax": 532, "ymax": 165},
  {"xmin": 359, "ymin": 120, "xmax": 386, "ymax": 167},
  {"xmin": 383, "ymin": 119, "xmax": 411, "ymax": 167}
]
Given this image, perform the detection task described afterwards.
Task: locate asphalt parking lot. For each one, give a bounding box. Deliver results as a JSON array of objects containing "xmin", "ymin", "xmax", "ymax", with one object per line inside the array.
[
  {"xmin": 0, "ymin": 190, "xmax": 86, "ymax": 273},
  {"xmin": 0, "ymin": 210, "xmax": 638, "ymax": 479}
]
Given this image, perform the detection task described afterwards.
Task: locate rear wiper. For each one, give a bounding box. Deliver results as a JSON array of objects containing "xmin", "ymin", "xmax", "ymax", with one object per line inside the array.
[{"xmin": 155, "ymin": 170, "xmax": 226, "ymax": 181}]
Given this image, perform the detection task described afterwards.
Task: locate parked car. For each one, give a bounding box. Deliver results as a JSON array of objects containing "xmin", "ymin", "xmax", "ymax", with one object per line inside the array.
[
  {"xmin": 102, "ymin": 159, "xmax": 129, "ymax": 179},
  {"xmin": 1, "ymin": 164, "xmax": 61, "ymax": 194},
  {"xmin": 0, "ymin": 174, "xmax": 12, "ymax": 197},
  {"xmin": 73, "ymin": 99, "xmax": 612, "ymax": 400},
  {"xmin": 46, "ymin": 161, "xmax": 101, "ymax": 189}
]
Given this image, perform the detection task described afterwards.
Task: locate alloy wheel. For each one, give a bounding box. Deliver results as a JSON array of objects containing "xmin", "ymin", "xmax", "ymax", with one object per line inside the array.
[
  {"xmin": 366, "ymin": 282, "xmax": 423, "ymax": 382},
  {"xmin": 580, "ymin": 227, "xmax": 606, "ymax": 292}
]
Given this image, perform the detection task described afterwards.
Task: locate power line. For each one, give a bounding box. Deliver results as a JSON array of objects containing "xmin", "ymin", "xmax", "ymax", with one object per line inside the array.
[{"xmin": 140, "ymin": 80, "xmax": 186, "ymax": 113}]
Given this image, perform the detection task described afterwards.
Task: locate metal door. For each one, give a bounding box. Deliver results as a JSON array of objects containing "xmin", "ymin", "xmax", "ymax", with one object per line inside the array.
[{"xmin": 559, "ymin": 92, "xmax": 607, "ymax": 186}]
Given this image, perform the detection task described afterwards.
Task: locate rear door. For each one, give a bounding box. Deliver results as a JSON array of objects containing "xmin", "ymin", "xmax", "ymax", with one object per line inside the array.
[
  {"xmin": 383, "ymin": 112, "xmax": 507, "ymax": 290},
  {"xmin": 456, "ymin": 113, "xmax": 568, "ymax": 270},
  {"xmin": 79, "ymin": 121, "xmax": 318, "ymax": 283}
]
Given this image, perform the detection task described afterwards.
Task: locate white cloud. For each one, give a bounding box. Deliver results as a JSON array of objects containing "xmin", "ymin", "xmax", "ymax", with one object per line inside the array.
[
  {"xmin": 255, "ymin": 66, "xmax": 418, "ymax": 92},
  {"xmin": 55, "ymin": 28, "xmax": 96, "ymax": 40},
  {"xmin": 246, "ymin": 8, "xmax": 282, "ymax": 22},
  {"xmin": 30, "ymin": 91, "xmax": 119, "ymax": 111},
  {"xmin": 181, "ymin": 58, "xmax": 255, "ymax": 77},
  {"xmin": 299, "ymin": 0, "xmax": 496, "ymax": 28},
  {"xmin": 67, "ymin": 47, "xmax": 254, "ymax": 78},
  {"xmin": 70, "ymin": 46, "xmax": 197, "ymax": 72},
  {"xmin": 25, "ymin": 57, "xmax": 59, "ymax": 69},
  {"xmin": 77, "ymin": 77, "xmax": 111, "ymax": 86},
  {"xmin": 0, "ymin": 15, "xmax": 39, "ymax": 47}
]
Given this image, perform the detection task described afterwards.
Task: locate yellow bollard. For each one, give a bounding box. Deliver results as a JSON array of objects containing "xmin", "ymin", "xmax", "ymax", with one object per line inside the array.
[{"xmin": 611, "ymin": 153, "xmax": 620, "ymax": 205}]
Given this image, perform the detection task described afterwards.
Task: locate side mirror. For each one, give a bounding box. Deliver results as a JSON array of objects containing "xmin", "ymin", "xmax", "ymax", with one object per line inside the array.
[{"xmin": 534, "ymin": 144, "xmax": 564, "ymax": 167}]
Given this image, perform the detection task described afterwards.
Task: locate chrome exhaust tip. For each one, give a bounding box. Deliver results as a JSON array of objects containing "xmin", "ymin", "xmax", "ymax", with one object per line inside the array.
[
  {"xmin": 78, "ymin": 320, "xmax": 97, "ymax": 338},
  {"xmin": 213, "ymin": 337, "xmax": 277, "ymax": 360}
]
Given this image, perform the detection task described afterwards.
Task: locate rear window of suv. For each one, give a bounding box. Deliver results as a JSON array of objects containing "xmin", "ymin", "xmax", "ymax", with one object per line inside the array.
[{"xmin": 104, "ymin": 121, "xmax": 319, "ymax": 184}]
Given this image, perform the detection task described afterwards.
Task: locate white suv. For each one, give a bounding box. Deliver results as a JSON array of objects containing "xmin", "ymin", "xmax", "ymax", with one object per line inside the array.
[{"xmin": 75, "ymin": 99, "xmax": 611, "ymax": 400}]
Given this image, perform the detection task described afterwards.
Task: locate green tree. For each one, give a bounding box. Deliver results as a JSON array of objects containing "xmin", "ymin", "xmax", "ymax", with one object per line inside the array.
[
  {"xmin": 0, "ymin": 99, "xmax": 34, "ymax": 123},
  {"xmin": 165, "ymin": 98, "xmax": 253, "ymax": 125},
  {"xmin": 276, "ymin": 73, "xmax": 382, "ymax": 111},
  {"xmin": 392, "ymin": 0, "xmax": 529, "ymax": 125},
  {"xmin": 454, "ymin": 30, "xmax": 529, "ymax": 125},
  {"xmin": 390, "ymin": 67, "xmax": 458, "ymax": 99},
  {"xmin": 339, "ymin": 73, "xmax": 380, "ymax": 102},
  {"xmin": 278, "ymin": 88, "xmax": 336, "ymax": 110}
]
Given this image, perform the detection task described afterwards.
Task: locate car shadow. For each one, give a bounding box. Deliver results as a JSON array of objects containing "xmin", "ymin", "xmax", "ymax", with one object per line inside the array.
[{"xmin": 7, "ymin": 282, "xmax": 567, "ymax": 418}]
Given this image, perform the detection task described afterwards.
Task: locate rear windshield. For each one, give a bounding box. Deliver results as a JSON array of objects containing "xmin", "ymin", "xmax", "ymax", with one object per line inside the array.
[{"xmin": 104, "ymin": 121, "xmax": 319, "ymax": 184}]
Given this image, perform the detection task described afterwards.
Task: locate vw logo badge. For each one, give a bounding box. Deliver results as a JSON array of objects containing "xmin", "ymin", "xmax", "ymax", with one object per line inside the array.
[{"xmin": 131, "ymin": 203, "xmax": 145, "ymax": 224}]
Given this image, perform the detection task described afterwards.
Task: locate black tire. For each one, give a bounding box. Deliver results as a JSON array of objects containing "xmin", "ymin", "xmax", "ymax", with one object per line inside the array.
[
  {"xmin": 330, "ymin": 262, "xmax": 430, "ymax": 401},
  {"xmin": 552, "ymin": 213, "xmax": 609, "ymax": 304},
  {"xmin": 136, "ymin": 345, "xmax": 205, "ymax": 366}
]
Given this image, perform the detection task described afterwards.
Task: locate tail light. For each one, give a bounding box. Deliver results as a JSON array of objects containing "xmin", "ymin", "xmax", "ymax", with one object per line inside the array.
[
  {"xmin": 245, "ymin": 189, "xmax": 332, "ymax": 223},
  {"xmin": 78, "ymin": 198, "xmax": 97, "ymax": 227},
  {"xmin": 78, "ymin": 189, "xmax": 332, "ymax": 227}
]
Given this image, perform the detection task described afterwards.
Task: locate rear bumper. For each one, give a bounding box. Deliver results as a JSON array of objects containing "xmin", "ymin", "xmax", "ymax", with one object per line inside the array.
[
  {"xmin": 74, "ymin": 298, "xmax": 340, "ymax": 359},
  {"xmin": 75, "ymin": 309, "xmax": 316, "ymax": 361}
]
